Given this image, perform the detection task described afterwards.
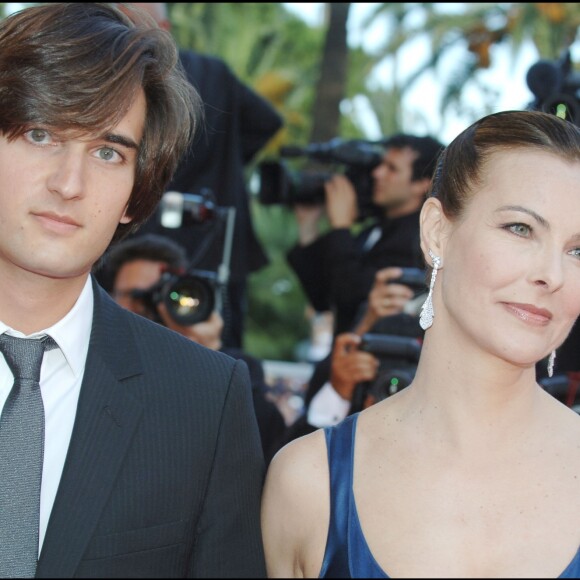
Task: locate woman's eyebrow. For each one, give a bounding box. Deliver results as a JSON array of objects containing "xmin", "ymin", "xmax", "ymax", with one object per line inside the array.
[{"xmin": 495, "ymin": 205, "xmax": 549, "ymax": 229}]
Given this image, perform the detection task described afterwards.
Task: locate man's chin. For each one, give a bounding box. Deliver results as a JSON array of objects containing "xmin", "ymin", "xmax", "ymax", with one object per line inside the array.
[{"xmin": 22, "ymin": 261, "xmax": 93, "ymax": 282}]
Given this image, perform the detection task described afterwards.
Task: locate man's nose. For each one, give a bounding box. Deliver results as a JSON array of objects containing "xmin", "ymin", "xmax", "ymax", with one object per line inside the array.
[{"xmin": 46, "ymin": 148, "xmax": 86, "ymax": 200}]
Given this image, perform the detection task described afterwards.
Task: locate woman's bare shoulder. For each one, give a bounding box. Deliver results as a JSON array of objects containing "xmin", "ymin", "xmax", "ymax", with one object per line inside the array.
[
  {"xmin": 262, "ymin": 429, "xmax": 331, "ymax": 578},
  {"xmin": 265, "ymin": 428, "xmax": 329, "ymax": 495}
]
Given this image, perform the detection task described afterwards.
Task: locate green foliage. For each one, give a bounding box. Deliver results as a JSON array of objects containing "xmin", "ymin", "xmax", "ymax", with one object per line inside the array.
[
  {"xmin": 354, "ymin": 3, "xmax": 580, "ymax": 135},
  {"xmin": 168, "ymin": 2, "xmax": 324, "ymax": 143},
  {"xmin": 245, "ymin": 201, "xmax": 311, "ymax": 361}
]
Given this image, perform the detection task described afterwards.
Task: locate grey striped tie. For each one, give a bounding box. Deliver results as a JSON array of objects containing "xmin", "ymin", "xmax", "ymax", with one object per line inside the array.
[{"xmin": 0, "ymin": 333, "xmax": 57, "ymax": 578}]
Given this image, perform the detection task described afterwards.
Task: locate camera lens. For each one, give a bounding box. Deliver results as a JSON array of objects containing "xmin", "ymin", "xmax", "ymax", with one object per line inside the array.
[
  {"xmin": 368, "ymin": 368, "xmax": 415, "ymax": 403},
  {"xmin": 162, "ymin": 274, "xmax": 215, "ymax": 325}
]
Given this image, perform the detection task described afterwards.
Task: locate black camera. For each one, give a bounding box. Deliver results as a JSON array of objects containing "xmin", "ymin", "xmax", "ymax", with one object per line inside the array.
[
  {"xmin": 146, "ymin": 189, "xmax": 235, "ymax": 327},
  {"xmin": 350, "ymin": 332, "xmax": 422, "ymax": 412},
  {"xmin": 366, "ymin": 367, "xmax": 416, "ymax": 403},
  {"xmin": 255, "ymin": 138, "xmax": 384, "ymax": 220},
  {"xmin": 131, "ymin": 269, "xmax": 218, "ymax": 326},
  {"xmin": 391, "ymin": 267, "xmax": 427, "ymax": 297},
  {"xmin": 359, "ymin": 332, "xmax": 422, "ymax": 365},
  {"xmin": 526, "ymin": 49, "xmax": 580, "ymax": 125}
]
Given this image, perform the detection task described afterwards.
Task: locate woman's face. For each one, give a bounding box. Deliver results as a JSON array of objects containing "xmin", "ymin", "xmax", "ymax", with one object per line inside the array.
[{"xmin": 436, "ymin": 148, "xmax": 580, "ymax": 369}]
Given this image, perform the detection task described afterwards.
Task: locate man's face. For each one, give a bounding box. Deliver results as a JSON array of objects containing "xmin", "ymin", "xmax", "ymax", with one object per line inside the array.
[
  {"xmin": 113, "ymin": 258, "xmax": 225, "ymax": 351},
  {"xmin": 0, "ymin": 90, "xmax": 146, "ymax": 284},
  {"xmin": 113, "ymin": 259, "xmax": 166, "ymax": 319},
  {"xmin": 371, "ymin": 146, "xmax": 424, "ymax": 217}
]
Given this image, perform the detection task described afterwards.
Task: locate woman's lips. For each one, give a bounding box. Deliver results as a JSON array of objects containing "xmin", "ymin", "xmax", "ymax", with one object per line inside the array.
[{"xmin": 503, "ymin": 302, "xmax": 553, "ymax": 326}]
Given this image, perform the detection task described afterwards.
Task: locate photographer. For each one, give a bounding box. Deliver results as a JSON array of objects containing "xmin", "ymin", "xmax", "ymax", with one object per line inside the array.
[
  {"xmin": 287, "ymin": 133, "xmax": 444, "ymax": 336},
  {"xmin": 283, "ymin": 268, "xmax": 425, "ymax": 442},
  {"xmin": 101, "ymin": 234, "xmax": 287, "ymax": 465}
]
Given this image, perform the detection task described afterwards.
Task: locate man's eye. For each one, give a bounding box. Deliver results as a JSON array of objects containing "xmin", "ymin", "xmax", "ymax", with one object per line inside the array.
[
  {"xmin": 98, "ymin": 147, "xmax": 121, "ymax": 162},
  {"xmin": 26, "ymin": 129, "xmax": 50, "ymax": 143}
]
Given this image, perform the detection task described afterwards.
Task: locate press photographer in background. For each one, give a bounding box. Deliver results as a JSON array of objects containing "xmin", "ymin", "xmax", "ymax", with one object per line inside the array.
[
  {"xmin": 285, "ymin": 133, "xmax": 444, "ymax": 336},
  {"xmin": 99, "ymin": 234, "xmax": 287, "ymax": 466},
  {"xmin": 271, "ymin": 134, "xmax": 442, "ymax": 441},
  {"xmin": 283, "ymin": 266, "xmax": 426, "ymax": 442}
]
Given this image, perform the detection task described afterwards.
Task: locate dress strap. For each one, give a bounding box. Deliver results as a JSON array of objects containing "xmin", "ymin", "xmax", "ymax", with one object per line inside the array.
[{"xmin": 319, "ymin": 413, "xmax": 359, "ymax": 578}]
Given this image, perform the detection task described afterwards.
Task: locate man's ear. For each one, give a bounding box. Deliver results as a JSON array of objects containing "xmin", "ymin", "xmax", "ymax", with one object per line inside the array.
[
  {"xmin": 120, "ymin": 203, "xmax": 133, "ymax": 225},
  {"xmin": 419, "ymin": 197, "xmax": 450, "ymax": 264}
]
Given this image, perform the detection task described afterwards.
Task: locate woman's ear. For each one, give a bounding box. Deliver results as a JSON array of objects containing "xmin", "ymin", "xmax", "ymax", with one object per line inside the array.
[{"xmin": 419, "ymin": 197, "xmax": 450, "ymax": 264}]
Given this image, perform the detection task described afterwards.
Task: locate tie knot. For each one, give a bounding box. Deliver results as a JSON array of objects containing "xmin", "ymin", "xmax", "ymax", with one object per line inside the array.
[{"xmin": 0, "ymin": 334, "xmax": 57, "ymax": 383}]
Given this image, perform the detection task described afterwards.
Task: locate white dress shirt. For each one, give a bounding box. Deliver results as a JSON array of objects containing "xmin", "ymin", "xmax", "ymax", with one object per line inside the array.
[
  {"xmin": 0, "ymin": 275, "xmax": 93, "ymax": 553},
  {"xmin": 307, "ymin": 381, "xmax": 351, "ymax": 428}
]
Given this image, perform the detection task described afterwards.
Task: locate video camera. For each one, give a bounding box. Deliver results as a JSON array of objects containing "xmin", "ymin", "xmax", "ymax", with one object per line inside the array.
[
  {"xmin": 135, "ymin": 189, "xmax": 235, "ymax": 326},
  {"xmin": 255, "ymin": 137, "xmax": 384, "ymax": 220},
  {"xmin": 526, "ymin": 48, "xmax": 580, "ymax": 125},
  {"xmin": 350, "ymin": 332, "xmax": 422, "ymax": 412}
]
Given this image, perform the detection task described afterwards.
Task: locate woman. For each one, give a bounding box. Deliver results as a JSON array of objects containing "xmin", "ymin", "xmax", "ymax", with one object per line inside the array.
[{"xmin": 261, "ymin": 110, "xmax": 580, "ymax": 578}]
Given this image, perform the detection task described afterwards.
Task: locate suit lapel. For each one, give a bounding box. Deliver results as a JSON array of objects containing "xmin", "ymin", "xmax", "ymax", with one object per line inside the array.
[{"xmin": 36, "ymin": 280, "xmax": 144, "ymax": 578}]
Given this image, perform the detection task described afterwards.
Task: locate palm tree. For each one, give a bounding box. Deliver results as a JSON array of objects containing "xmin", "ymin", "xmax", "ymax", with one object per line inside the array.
[
  {"xmin": 353, "ymin": 3, "xmax": 580, "ymax": 135},
  {"xmin": 309, "ymin": 3, "xmax": 352, "ymax": 142}
]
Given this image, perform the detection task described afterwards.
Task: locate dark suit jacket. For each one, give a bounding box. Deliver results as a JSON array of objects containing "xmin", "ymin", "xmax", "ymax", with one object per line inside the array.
[{"xmin": 35, "ymin": 278, "xmax": 266, "ymax": 578}]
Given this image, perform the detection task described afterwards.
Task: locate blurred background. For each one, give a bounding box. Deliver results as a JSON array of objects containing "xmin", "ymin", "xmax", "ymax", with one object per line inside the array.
[{"xmin": 5, "ymin": 2, "xmax": 580, "ymax": 371}]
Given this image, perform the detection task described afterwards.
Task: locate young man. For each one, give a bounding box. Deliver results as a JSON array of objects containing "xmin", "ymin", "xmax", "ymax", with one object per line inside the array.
[{"xmin": 0, "ymin": 4, "xmax": 265, "ymax": 578}]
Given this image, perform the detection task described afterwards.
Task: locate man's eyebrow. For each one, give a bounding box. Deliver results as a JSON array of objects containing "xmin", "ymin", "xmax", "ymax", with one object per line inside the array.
[
  {"xmin": 495, "ymin": 205, "xmax": 549, "ymax": 229},
  {"xmin": 103, "ymin": 133, "xmax": 139, "ymax": 150}
]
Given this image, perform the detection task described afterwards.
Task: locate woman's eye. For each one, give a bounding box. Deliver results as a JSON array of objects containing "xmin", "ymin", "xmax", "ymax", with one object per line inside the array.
[
  {"xmin": 568, "ymin": 247, "xmax": 580, "ymax": 259},
  {"xmin": 507, "ymin": 223, "xmax": 531, "ymax": 237}
]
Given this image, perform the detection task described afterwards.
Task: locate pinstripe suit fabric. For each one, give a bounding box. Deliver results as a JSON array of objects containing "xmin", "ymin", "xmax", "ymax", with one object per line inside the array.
[{"xmin": 35, "ymin": 277, "xmax": 266, "ymax": 578}]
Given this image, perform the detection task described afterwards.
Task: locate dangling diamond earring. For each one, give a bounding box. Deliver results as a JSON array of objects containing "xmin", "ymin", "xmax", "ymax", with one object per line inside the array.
[
  {"xmin": 547, "ymin": 350, "xmax": 556, "ymax": 378},
  {"xmin": 419, "ymin": 250, "xmax": 442, "ymax": 330}
]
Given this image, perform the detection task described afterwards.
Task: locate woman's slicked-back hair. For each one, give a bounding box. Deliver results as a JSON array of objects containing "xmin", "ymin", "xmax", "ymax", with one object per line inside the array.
[
  {"xmin": 0, "ymin": 2, "xmax": 201, "ymax": 241},
  {"xmin": 429, "ymin": 110, "xmax": 580, "ymax": 220}
]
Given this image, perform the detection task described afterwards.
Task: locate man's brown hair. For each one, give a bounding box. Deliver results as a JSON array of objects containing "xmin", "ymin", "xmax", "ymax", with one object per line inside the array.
[{"xmin": 0, "ymin": 2, "xmax": 200, "ymax": 241}]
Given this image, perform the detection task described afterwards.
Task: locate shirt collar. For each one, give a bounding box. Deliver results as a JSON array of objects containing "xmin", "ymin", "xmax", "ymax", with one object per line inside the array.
[{"xmin": 0, "ymin": 276, "xmax": 94, "ymax": 377}]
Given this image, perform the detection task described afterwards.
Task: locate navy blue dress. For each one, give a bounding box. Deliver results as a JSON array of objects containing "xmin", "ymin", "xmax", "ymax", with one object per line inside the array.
[{"xmin": 320, "ymin": 413, "xmax": 580, "ymax": 578}]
